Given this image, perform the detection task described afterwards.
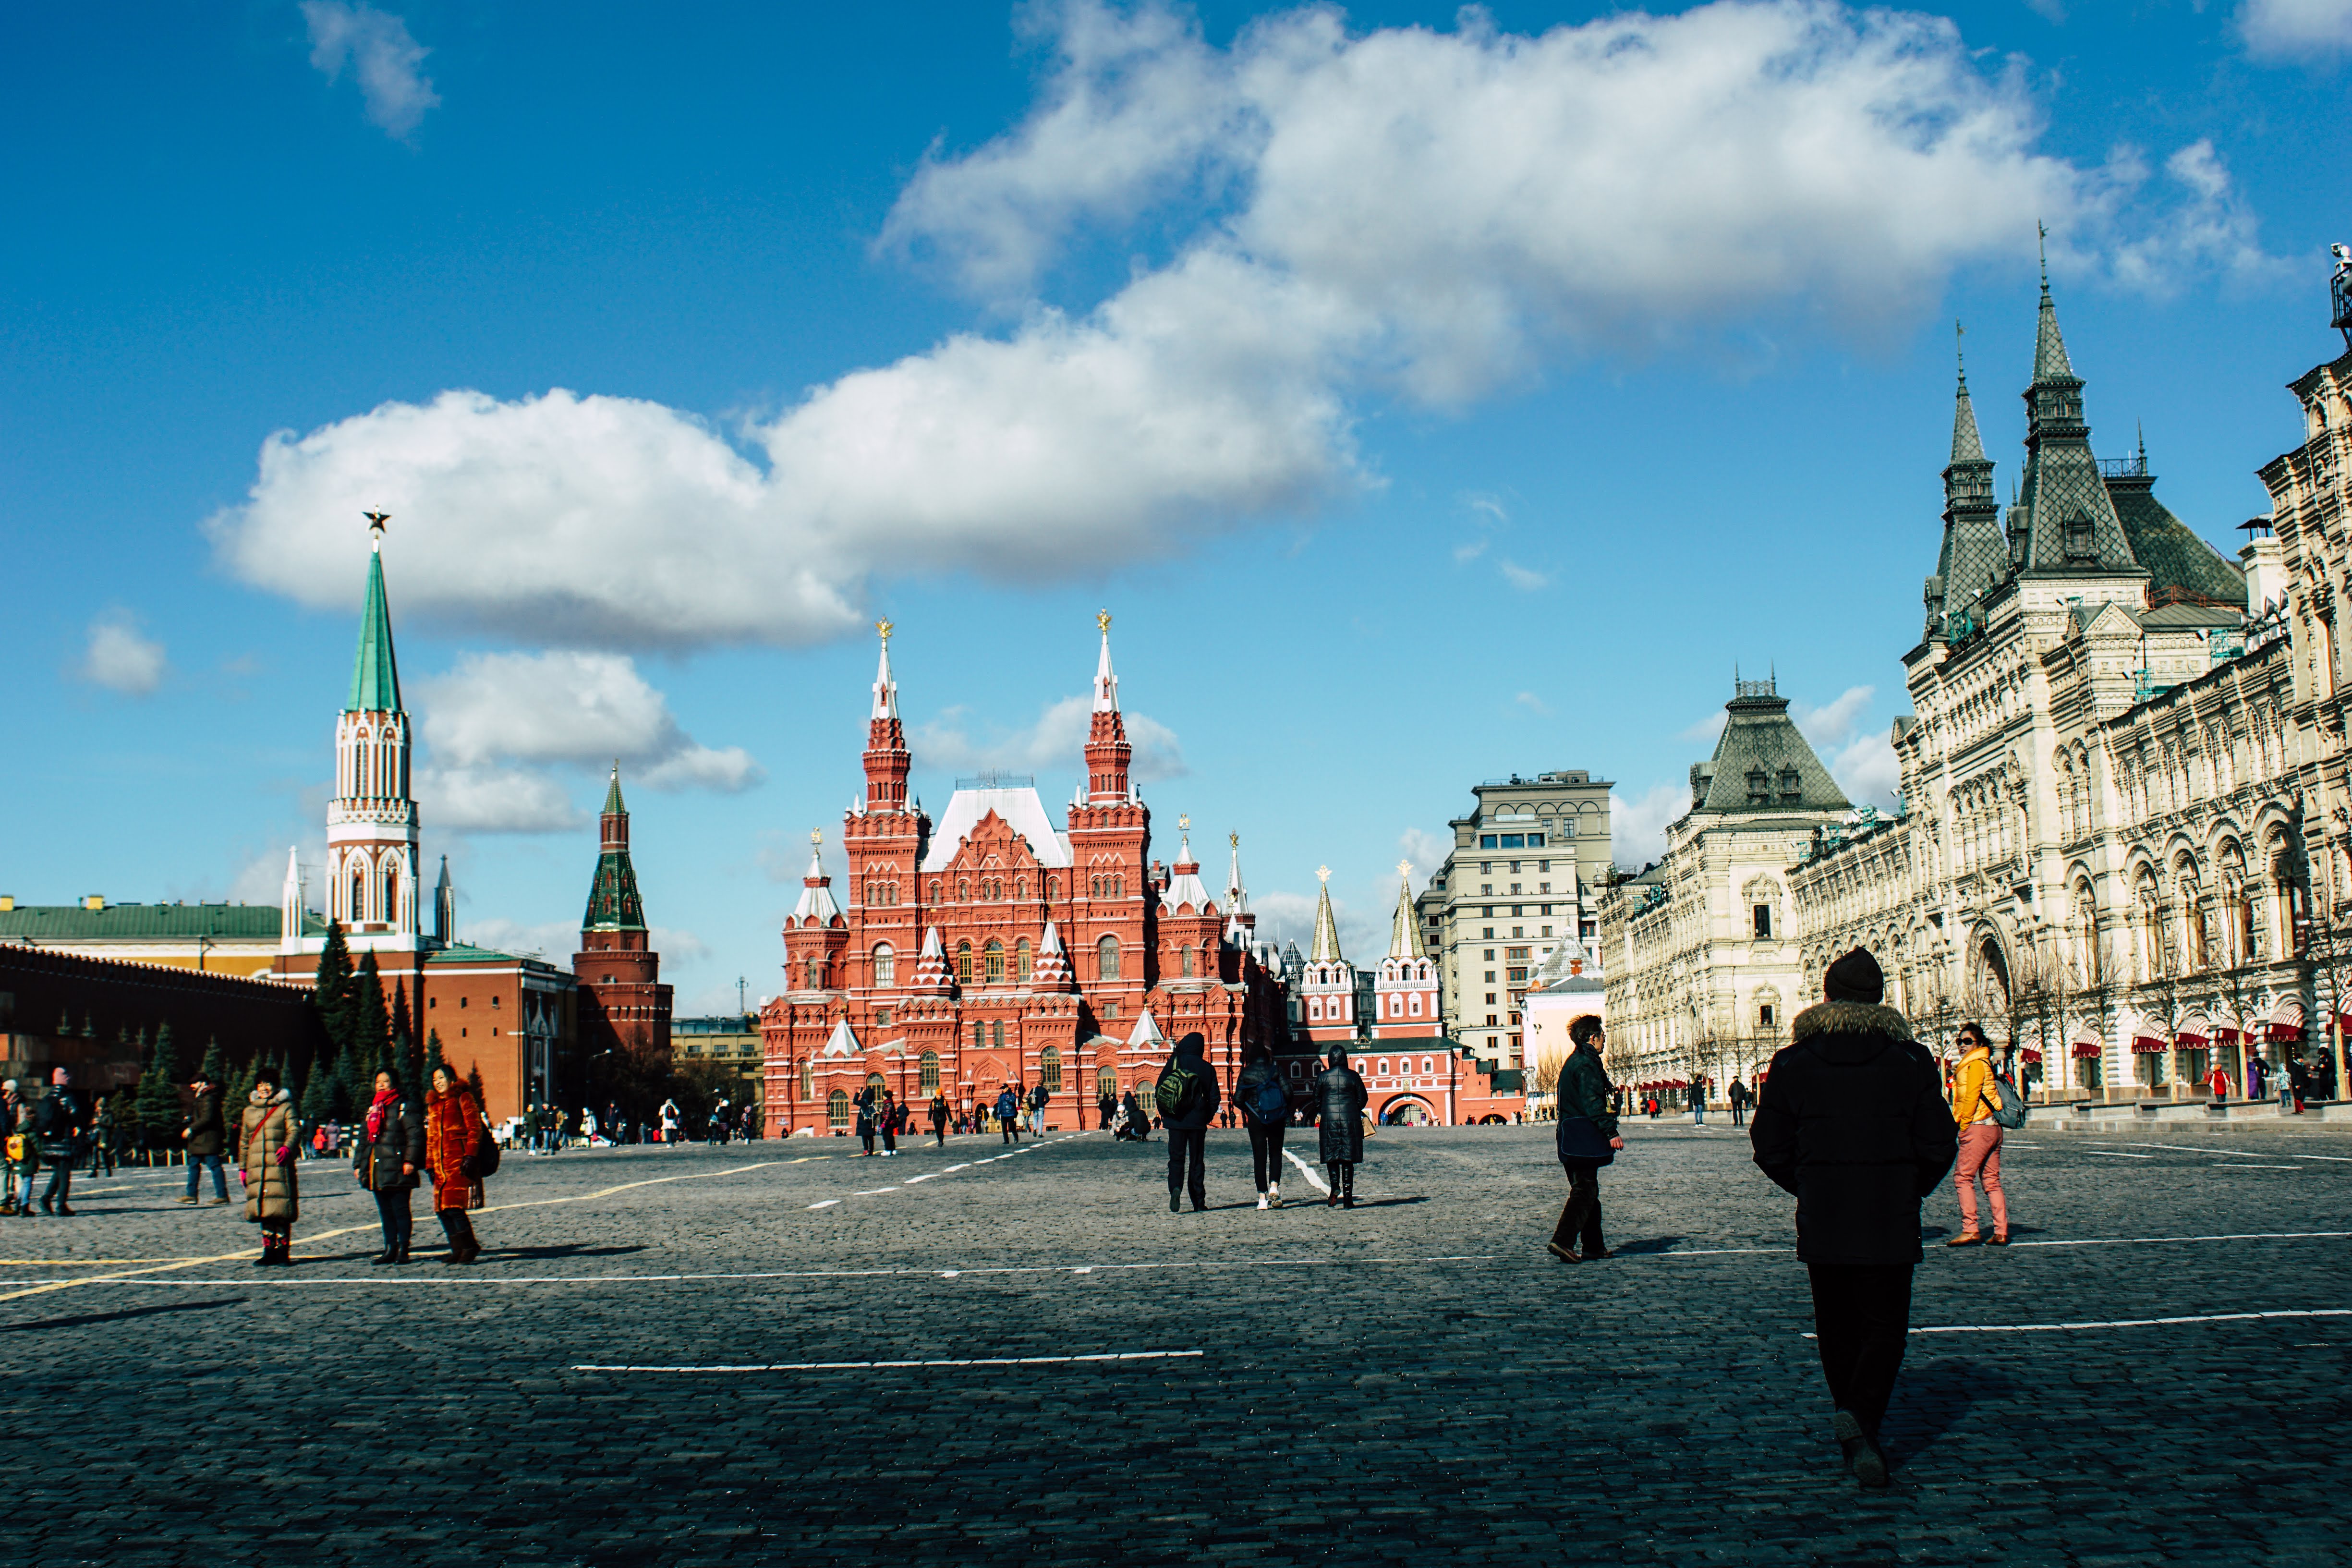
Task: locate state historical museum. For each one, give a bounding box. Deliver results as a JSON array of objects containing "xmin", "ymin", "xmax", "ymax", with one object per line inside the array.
[{"xmin": 761, "ymin": 618, "xmax": 1289, "ymax": 1134}]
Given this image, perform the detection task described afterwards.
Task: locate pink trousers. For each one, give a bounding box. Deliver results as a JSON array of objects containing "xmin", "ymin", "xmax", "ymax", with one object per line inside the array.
[{"xmin": 1955, "ymin": 1122, "xmax": 2007, "ymax": 1236}]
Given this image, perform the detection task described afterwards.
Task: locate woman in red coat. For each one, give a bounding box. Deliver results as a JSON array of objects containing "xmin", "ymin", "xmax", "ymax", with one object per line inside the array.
[{"xmin": 424, "ymin": 1065, "xmax": 488, "ymax": 1264}]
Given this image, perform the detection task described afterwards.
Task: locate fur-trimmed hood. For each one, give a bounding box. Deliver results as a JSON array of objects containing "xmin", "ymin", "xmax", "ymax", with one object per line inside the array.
[{"xmin": 1790, "ymin": 1000, "xmax": 1914, "ymax": 1060}]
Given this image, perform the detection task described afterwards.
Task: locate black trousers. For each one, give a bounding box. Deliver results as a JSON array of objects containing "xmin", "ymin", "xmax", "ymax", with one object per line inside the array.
[
  {"xmin": 1551, "ymin": 1165, "xmax": 1604, "ymax": 1253},
  {"xmin": 42, "ymin": 1163, "xmax": 72, "ymax": 1209},
  {"xmin": 1324, "ymin": 1159, "xmax": 1355, "ymax": 1198},
  {"xmin": 437, "ymin": 1208, "xmax": 477, "ymax": 1251},
  {"xmin": 373, "ymin": 1187, "xmax": 413, "ymax": 1254},
  {"xmin": 859, "ymin": 1127, "xmax": 875, "ymax": 1154},
  {"xmin": 1806, "ymin": 1263, "xmax": 1914, "ymax": 1439},
  {"xmin": 1166, "ymin": 1127, "xmax": 1207, "ymax": 1206},
  {"xmin": 1248, "ymin": 1123, "xmax": 1286, "ymax": 1192}
]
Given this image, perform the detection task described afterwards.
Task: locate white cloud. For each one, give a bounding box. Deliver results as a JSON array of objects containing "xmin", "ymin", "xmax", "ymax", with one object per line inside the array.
[
  {"xmin": 214, "ymin": 1, "xmax": 2262, "ymax": 654},
  {"xmin": 1513, "ymin": 691, "xmax": 1552, "ymax": 715},
  {"xmin": 1499, "ymin": 561, "xmax": 1550, "ymax": 591},
  {"xmin": 1794, "ymin": 684, "xmax": 1875, "ymax": 749},
  {"xmin": 911, "ymin": 694, "xmax": 1188, "ymax": 784},
  {"xmin": 1829, "ymin": 730, "xmax": 1902, "ymax": 808},
  {"xmin": 1611, "ymin": 781, "xmax": 1689, "ymax": 870},
  {"xmin": 462, "ymin": 917, "xmax": 708, "ymax": 964},
  {"xmin": 2240, "ymin": 0, "xmax": 2352, "ymax": 59},
  {"xmin": 1399, "ymin": 827, "xmax": 1451, "ymax": 879},
  {"xmin": 1678, "ymin": 708, "xmax": 1731, "ymax": 746},
  {"xmin": 418, "ymin": 765, "xmax": 584, "ymax": 834},
  {"xmin": 302, "ymin": 2, "xmax": 440, "ymax": 137},
  {"xmin": 2106, "ymin": 141, "xmax": 2284, "ymax": 293},
  {"xmin": 414, "ymin": 650, "xmax": 763, "ymax": 821},
  {"xmin": 78, "ymin": 610, "xmax": 166, "ymax": 695}
]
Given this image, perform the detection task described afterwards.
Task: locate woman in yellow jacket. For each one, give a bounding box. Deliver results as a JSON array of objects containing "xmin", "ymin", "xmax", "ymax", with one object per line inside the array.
[{"xmin": 1947, "ymin": 1024, "xmax": 2009, "ymax": 1246}]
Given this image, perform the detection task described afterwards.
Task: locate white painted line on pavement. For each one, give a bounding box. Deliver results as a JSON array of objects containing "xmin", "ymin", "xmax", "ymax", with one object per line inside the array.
[
  {"xmin": 851, "ymin": 1188, "xmax": 900, "ymax": 1196},
  {"xmin": 1281, "ymin": 1149, "xmax": 1331, "ymax": 1194},
  {"xmin": 1882, "ymin": 1308, "xmax": 2352, "ymax": 1337},
  {"xmin": 2084, "ymin": 1151, "xmax": 2153, "ymax": 1158},
  {"xmin": 2011, "ymin": 1229, "xmax": 2352, "ymax": 1249},
  {"xmin": 805, "ymin": 1200, "xmax": 840, "ymax": 1210},
  {"xmin": 572, "ymin": 1350, "xmax": 1206, "ymax": 1373}
]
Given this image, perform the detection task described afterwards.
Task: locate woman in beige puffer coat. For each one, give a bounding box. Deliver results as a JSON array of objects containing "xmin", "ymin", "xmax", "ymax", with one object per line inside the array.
[{"xmin": 239, "ymin": 1071, "xmax": 300, "ymax": 1267}]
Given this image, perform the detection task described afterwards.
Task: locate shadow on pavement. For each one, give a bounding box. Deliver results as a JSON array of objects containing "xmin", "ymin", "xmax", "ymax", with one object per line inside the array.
[
  {"xmin": 1881, "ymin": 1358, "xmax": 2020, "ymax": 1468},
  {"xmin": 1609, "ymin": 1236, "xmax": 1688, "ymax": 1255},
  {"xmin": 481, "ymin": 1243, "xmax": 650, "ymax": 1262},
  {"xmin": 5, "ymin": 1297, "xmax": 244, "ymax": 1333}
]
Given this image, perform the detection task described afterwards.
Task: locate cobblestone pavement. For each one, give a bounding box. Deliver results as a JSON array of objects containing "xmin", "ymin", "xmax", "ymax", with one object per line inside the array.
[{"xmin": 4, "ymin": 1119, "xmax": 2349, "ymax": 1566}]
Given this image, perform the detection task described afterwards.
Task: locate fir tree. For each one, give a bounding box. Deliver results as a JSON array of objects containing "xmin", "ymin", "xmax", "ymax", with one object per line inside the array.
[
  {"xmin": 422, "ymin": 1028, "xmax": 449, "ymax": 1094},
  {"xmin": 196, "ymin": 1037, "xmax": 227, "ymax": 1090},
  {"xmin": 140, "ymin": 1023, "xmax": 181, "ymax": 1152},
  {"xmin": 312, "ymin": 919, "xmax": 356, "ymax": 1056},
  {"xmin": 351, "ymin": 952, "xmax": 391, "ymax": 1082},
  {"xmin": 227, "ymin": 1056, "xmax": 257, "ymax": 1117},
  {"xmin": 392, "ymin": 979, "xmax": 422, "ymax": 1098},
  {"xmin": 299, "ymin": 1056, "xmax": 337, "ymax": 1127},
  {"xmin": 465, "ymin": 1061, "xmax": 487, "ymax": 1112},
  {"xmin": 113, "ymin": 1027, "xmax": 145, "ymax": 1148}
]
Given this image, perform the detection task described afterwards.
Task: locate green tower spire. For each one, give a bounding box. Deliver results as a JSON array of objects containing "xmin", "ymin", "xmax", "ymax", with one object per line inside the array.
[
  {"xmin": 346, "ymin": 529, "xmax": 402, "ymax": 714},
  {"xmin": 582, "ymin": 763, "xmax": 648, "ymax": 933}
]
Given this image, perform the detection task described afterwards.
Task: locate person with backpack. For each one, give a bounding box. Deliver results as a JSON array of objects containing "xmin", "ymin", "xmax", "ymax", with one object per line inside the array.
[
  {"xmin": 1234, "ymin": 1044, "xmax": 1290, "ymax": 1210},
  {"xmin": 1550, "ymin": 1016, "xmax": 1623, "ymax": 1262},
  {"xmin": 1156, "ymin": 1032, "xmax": 1222, "ymax": 1213},
  {"xmin": 1946, "ymin": 1021, "xmax": 2010, "ymax": 1247},
  {"xmin": 878, "ymin": 1090, "xmax": 900, "ymax": 1156},
  {"xmin": 1314, "ymin": 1045, "xmax": 1369, "ymax": 1209},
  {"xmin": 994, "ymin": 1085, "xmax": 1021, "ymax": 1144},
  {"xmin": 1749, "ymin": 947, "xmax": 1958, "ymax": 1489},
  {"xmin": 424, "ymin": 1064, "xmax": 490, "ymax": 1264}
]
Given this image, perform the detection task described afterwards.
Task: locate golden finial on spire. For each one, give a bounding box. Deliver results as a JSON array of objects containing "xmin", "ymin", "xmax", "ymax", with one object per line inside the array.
[
  {"xmin": 1096, "ymin": 608, "xmax": 1112, "ymax": 634},
  {"xmin": 1397, "ymin": 859, "xmax": 1414, "ymax": 880},
  {"xmin": 810, "ymin": 828, "xmax": 823, "ymax": 846},
  {"xmin": 1317, "ymin": 865, "xmax": 1331, "ymax": 883},
  {"xmin": 1178, "ymin": 813, "xmax": 1190, "ymax": 832},
  {"xmin": 875, "ymin": 618, "xmax": 893, "ymax": 643},
  {"xmin": 1229, "ymin": 831, "xmax": 1239, "ymax": 849}
]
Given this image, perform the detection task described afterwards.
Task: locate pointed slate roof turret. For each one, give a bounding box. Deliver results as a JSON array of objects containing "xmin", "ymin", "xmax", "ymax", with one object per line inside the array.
[
  {"xmin": 1309, "ymin": 866, "xmax": 1344, "ymax": 963},
  {"xmin": 582, "ymin": 764, "xmax": 649, "ymax": 933},
  {"xmin": 820, "ymin": 1018, "xmax": 862, "ymax": 1057},
  {"xmin": 2017, "ymin": 275, "xmax": 2142, "ymax": 578},
  {"xmin": 1694, "ymin": 675, "xmax": 1850, "ymax": 815},
  {"xmin": 1930, "ymin": 328, "xmax": 2008, "ymax": 640},
  {"xmin": 790, "ymin": 832, "xmax": 843, "ymax": 927},
  {"xmin": 1128, "ymin": 1009, "xmax": 1165, "ymax": 1048},
  {"xmin": 346, "ymin": 533, "xmax": 402, "ymax": 713},
  {"xmin": 1031, "ymin": 920, "xmax": 1075, "ymax": 990},
  {"xmin": 907, "ymin": 925, "xmax": 955, "ymax": 992}
]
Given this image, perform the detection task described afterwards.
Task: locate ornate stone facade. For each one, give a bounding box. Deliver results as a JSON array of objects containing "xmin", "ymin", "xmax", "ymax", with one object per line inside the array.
[{"xmin": 1602, "ymin": 273, "xmax": 2352, "ymax": 1107}]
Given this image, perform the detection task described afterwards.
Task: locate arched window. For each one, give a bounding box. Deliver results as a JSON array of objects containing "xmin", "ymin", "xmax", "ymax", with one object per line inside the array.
[
  {"xmin": 1409, "ymin": 994, "xmax": 1423, "ymax": 1016},
  {"xmin": 1113, "ymin": 874, "xmax": 1124, "ymax": 896},
  {"xmin": 991, "ymin": 1019, "xmax": 1006, "ymax": 1048},
  {"xmin": 1090, "ymin": 875, "xmax": 1102, "ymax": 897},
  {"xmin": 1377, "ymin": 1058, "xmax": 1391, "ymax": 1076},
  {"xmin": 984, "ymin": 940, "xmax": 1006, "ymax": 983},
  {"xmin": 1097, "ymin": 936, "xmax": 1121, "ymax": 981},
  {"xmin": 827, "ymin": 1090, "xmax": 851, "ymax": 1130},
  {"xmin": 804, "ymin": 958, "xmax": 821, "ymax": 989},
  {"xmin": 1097, "ymin": 1066, "xmax": 1117, "ymax": 1099},
  {"xmin": 1046, "ymin": 876, "xmax": 1059, "ymax": 900},
  {"xmin": 920, "ymin": 1051, "xmax": 940, "ymax": 1093},
  {"xmin": 1309, "ymin": 997, "xmax": 1323, "ymax": 1021},
  {"xmin": 1420, "ymin": 1057, "xmax": 1433, "ymax": 1075},
  {"xmin": 958, "ymin": 878, "xmax": 970, "ymax": 901},
  {"xmin": 1016, "ymin": 877, "xmax": 1028, "ymax": 901},
  {"xmin": 1015, "ymin": 938, "xmax": 1031, "ymax": 981},
  {"xmin": 383, "ymin": 869, "xmax": 398, "ymax": 926},
  {"xmin": 929, "ymin": 879, "xmax": 941, "ymax": 903},
  {"xmin": 350, "ymin": 870, "xmax": 365, "ymax": 922},
  {"xmin": 799, "ymin": 1059, "xmax": 814, "ymax": 1099},
  {"xmin": 1041, "ymin": 1045, "xmax": 1063, "ymax": 1092},
  {"xmin": 873, "ymin": 944, "xmax": 896, "ymax": 985},
  {"xmin": 1135, "ymin": 1076, "xmax": 1154, "ymax": 1104},
  {"xmin": 956, "ymin": 942, "xmax": 973, "ymax": 985},
  {"xmin": 1179, "ymin": 944, "xmax": 1195, "ymax": 978}
]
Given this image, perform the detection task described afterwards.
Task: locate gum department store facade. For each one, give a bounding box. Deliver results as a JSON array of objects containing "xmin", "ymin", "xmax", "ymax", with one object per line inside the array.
[
  {"xmin": 1601, "ymin": 264, "xmax": 2352, "ymax": 1106},
  {"xmin": 759, "ymin": 620, "xmax": 1291, "ymax": 1134}
]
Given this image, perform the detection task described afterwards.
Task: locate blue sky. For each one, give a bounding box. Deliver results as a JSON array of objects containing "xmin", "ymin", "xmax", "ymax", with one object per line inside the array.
[{"xmin": 6, "ymin": 0, "xmax": 2347, "ymax": 1013}]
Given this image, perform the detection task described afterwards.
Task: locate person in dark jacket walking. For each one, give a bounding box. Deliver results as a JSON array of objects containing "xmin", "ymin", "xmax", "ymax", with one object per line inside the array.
[
  {"xmin": 1315, "ymin": 1046, "xmax": 1369, "ymax": 1208},
  {"xmin": 1234, "ymin": 1044, "xmax": 1289, "ymax": 1209},
  {"xmin": 181, "ymin": 1075, "xmax": 230, "ymax": 1205},
  {"xmin": 353, "ymin": 1070, "xmax": 425, "ymax": 1265},
  {"xmin": 86, "ymin": 1094, "xmax": 117, "ymax": 1178},
  {"xmin": 1158, "ymin": 1033, "xmax": 1222, "ymax": 1212},
  {"xmin": 929, "ymin": 1091, "xmax": 950, "ymax": 1146},
  {"xmin": 1550, "ymin": 1017, "xmax": 1623, "ymax": 1261},
  {"xmin": 994, "ymin": 1085, "xmax": 1021, "ymax": 1144},
  {"xmin": 1727, "ymin": 1078, "xmax": 1752, "ymax": 1128},
  {"xmin": 1750, "ymin": 948, "xmax": 1958, "ymax": 1489},
  {"xmin": 32, "ymin": 1067, "xmax": 87, "ymax": 1215}
]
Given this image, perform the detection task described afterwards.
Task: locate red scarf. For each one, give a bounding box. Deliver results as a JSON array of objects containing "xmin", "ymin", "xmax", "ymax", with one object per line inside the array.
[{"xmin": 366, "ymin": 1087, "xmax": 396, "ymax": 1143}]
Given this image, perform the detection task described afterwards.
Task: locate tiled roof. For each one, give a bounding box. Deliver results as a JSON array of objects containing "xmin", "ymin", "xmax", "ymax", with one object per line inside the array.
[
  {"xmin": 1696, "ymin": 683, "xmax": 1849, "ymax": 814},
  {"xmin": 2107, "ymin": 476, "xmax": 2246, "ymax": 609},
  {"xmin": 0, "ymin": 903, "xmax": 289, "ymax": 940}
]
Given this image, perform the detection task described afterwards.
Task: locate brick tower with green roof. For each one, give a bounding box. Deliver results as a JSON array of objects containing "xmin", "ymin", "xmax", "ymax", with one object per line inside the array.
[{"xmin": 573, "ymin": 764, "xmax": 673, "ymax": 1071}]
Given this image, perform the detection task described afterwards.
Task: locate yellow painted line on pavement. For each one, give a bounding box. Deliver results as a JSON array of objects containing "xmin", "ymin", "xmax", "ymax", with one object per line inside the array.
[{"xmin": 0, "ymin": 1159, "xmax": 808, "ymax": 1304}]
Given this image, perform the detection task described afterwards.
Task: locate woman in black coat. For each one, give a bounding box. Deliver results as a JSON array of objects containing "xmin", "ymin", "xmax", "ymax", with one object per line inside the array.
[
  {"xmin": 353, "ymin": 1070, "xmax": 425, "ymax": 1265},
  {"xmin": 1314, "ymin": 1046, "xmax": 1368, "ymax": 1208}
]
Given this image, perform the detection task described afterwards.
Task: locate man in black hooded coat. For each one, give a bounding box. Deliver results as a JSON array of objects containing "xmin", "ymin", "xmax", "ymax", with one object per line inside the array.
[{"xmin": 1750, "ymin": 947, "xmax": 1957, "ymax": 1488}]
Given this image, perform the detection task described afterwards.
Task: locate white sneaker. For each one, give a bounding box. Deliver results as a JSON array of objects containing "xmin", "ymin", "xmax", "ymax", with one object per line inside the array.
[{"xmin": 1256, "ymin": 1194, "xmax": 1269, "ymax": 1210}]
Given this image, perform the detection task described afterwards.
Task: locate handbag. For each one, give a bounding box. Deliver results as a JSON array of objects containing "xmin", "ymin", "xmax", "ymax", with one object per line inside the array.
[{"xmin": 1555, "ymin": 1114, "xmax": 1615, "ymax": 1168}]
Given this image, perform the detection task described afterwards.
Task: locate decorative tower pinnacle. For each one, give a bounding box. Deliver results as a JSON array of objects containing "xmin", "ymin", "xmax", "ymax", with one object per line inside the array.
[
  {"xmin": 582, "ymin": 764, "xmax": 648, "ymax": 935},
  {"xmin": 1083, "ymin": 611, "xmax": 1133, "ymax": 804},
  {"xmin": 1929, "ymin": 320, "xmax": 2005, "ymax": 639},
  {"xmin": 433, "ymin": 855, "xmax": 454, "ymax": 944},
  {"xmin": 1388, "ymin": 862, "xmax": 1424, "ymax": 959},
  {"xmin": 2018, "ymin": 271, "xmax": 2141, "ymax": 577},
  {"xmin": 1310, "ymin": 866, "xmax": 1343, "ymax": 963},
  {"xmin": 862, "ymin": 619, "xmax": 911, "ymax": 814},
  {"xmin": 327, "ymin": 512, "xmax": 419, "ymax": 941}
]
